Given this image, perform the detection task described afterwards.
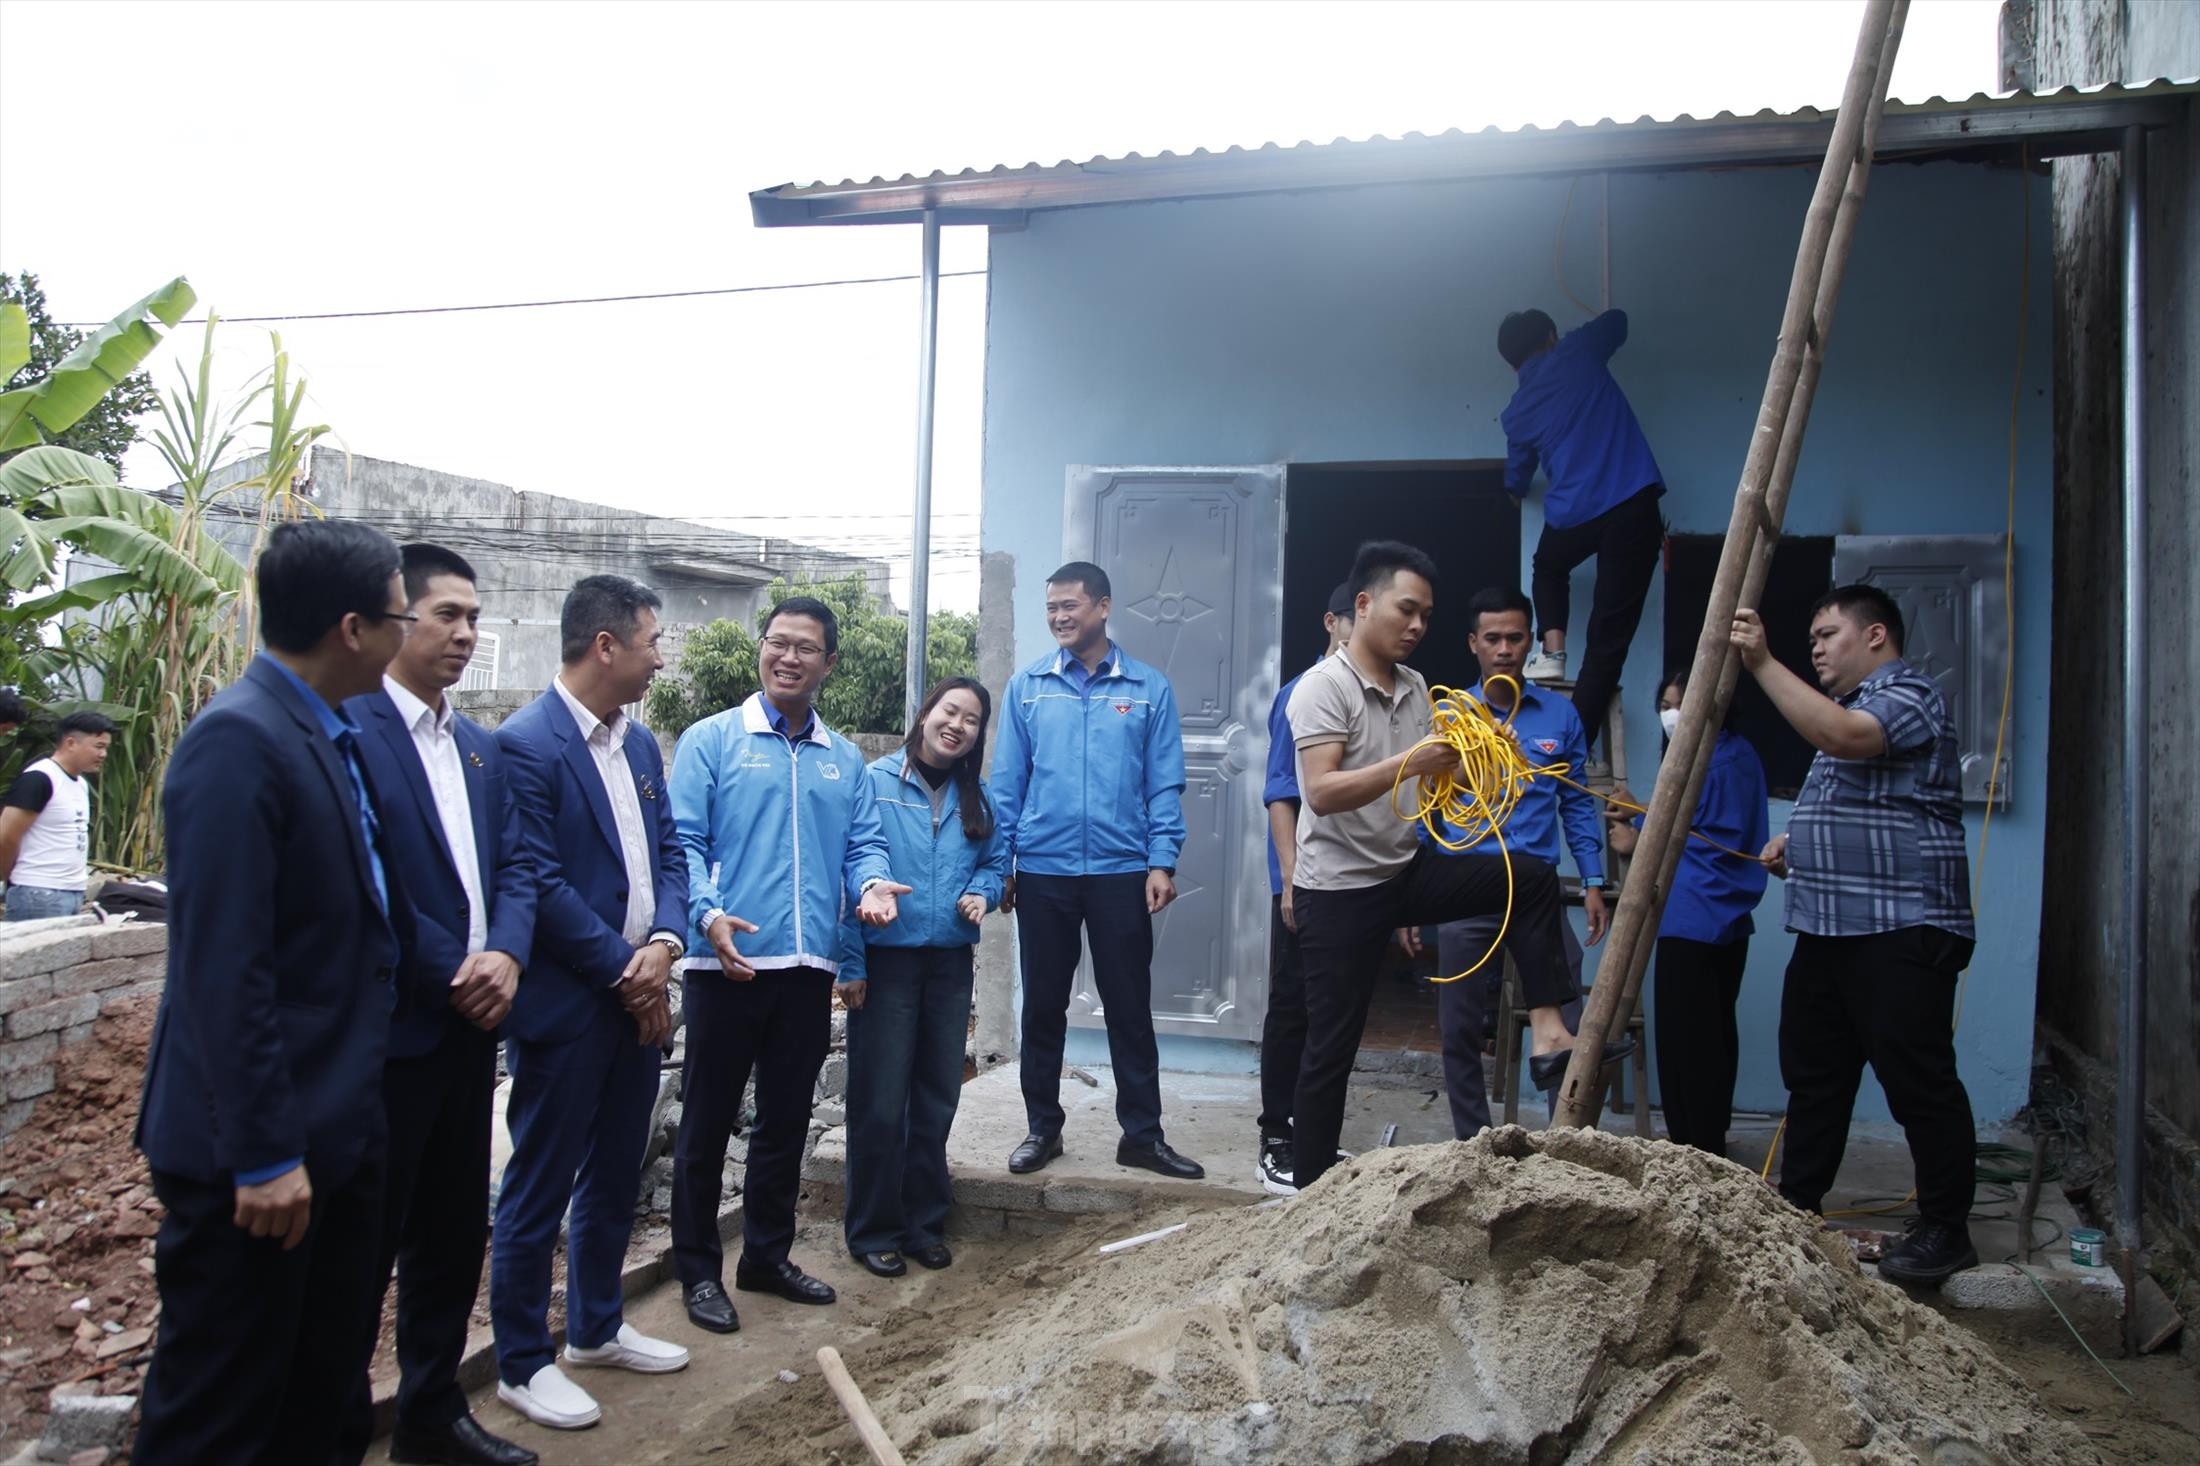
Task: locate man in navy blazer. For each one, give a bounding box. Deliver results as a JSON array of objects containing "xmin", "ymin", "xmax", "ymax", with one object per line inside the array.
[
  {"xmin": 135, "ymin": 520, "xmax": 416, "ymax": 1466},
  {"xmin": 339, "ymin": 545, "xmax": 538, "ymax": 1466},
  {"xmin": 488, "ymin": 575, "xmax": 691, "ymax": 1432}
]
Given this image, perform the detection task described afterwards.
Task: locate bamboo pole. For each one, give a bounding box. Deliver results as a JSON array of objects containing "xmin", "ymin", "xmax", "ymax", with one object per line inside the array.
[
  {"xmin": 1554, "ymin": 0, "xmax": 1909, "ymax": 1128},
  {"xmin": 817, "ymin": 1346, "xmax": 909, "ymax": 1466}
]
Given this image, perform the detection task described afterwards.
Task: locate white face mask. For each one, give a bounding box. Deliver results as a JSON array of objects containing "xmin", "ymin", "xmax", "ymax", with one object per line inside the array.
[{"xmin": 1659, "ymin": 707, "xmax": 1682, "ymax": 739}]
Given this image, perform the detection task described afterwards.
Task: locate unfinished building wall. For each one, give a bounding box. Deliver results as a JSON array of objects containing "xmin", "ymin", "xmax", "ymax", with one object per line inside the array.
[{"xmin": 2031, "ymin": 0, "xmax": 2200, "ymax": 1241}]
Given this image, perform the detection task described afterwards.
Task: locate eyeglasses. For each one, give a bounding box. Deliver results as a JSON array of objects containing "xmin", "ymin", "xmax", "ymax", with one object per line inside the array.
[
  {"xmin": 362, "ymin": 609, "xmax": 420, "ymax": 626},
  {"xmin": 761, "ymin": 635, "xmax": 827, "ymax": 660}
]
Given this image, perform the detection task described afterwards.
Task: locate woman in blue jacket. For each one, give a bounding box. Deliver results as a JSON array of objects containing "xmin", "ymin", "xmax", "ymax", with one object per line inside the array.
[
  {"xmin": 1608, "ymin": 669, "xmax": 1771, "ymax": 1160},
  {"xmin": 837, "ymin": 677, "xmax": 1009, "ymax": 1277}
]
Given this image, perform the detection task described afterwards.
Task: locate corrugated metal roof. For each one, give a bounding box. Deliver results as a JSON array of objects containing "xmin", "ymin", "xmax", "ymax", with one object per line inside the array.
[{"xmin": 751, "ymin": 78, "xmax": 2196, "ymax": 228}]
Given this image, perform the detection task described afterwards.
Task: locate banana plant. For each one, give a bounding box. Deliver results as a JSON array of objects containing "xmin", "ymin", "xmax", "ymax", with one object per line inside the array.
[{"xmin": 0, "ymin": 277, "xmax": 194, "ymax": 453}]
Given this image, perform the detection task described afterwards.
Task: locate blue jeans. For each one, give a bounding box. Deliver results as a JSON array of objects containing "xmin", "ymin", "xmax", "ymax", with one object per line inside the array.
[
  {"xmin": 843, "ymin": 944, "xmax": 974, "ymax": 1256},
  {"xmin": 5, "ymin": 885, "xmax": 84, "ymax": 922}
]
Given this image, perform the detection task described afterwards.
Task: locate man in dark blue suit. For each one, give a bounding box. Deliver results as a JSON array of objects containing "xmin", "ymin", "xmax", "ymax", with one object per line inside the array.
[
  {"xmin": 489, "ymin": 575, "xmax": 691, "ymax": 1433},
  {"xmin": 135, "ymin": 519, "xmax": 415, "ymax": 1466},
  {"xmin": 340, "ymin": 545, "xmax": 538, "ymax": 1466}
]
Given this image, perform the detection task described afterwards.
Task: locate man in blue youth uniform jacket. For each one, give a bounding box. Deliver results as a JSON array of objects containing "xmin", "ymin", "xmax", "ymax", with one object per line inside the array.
[
  {"xmin": 1425, "ymin": 587, "xmax": 1631, "ymax": 1133},
  {"xmin": 990, "ymin": 561, "xmax": 1204, "ymax": 1181},
  {"xmin": 667, "ymin": 595, "xmax": 907, "ymax": 1332},
  {"xmin": 1499, "ymin": 306, "xmax": 1666, "ymax": 752}
]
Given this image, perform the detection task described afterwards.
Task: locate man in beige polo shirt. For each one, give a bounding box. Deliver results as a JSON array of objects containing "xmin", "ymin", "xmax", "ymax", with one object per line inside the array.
[{"xmin": 1285, "ymin": 540, "xmax": 1592, "ymax": 1191}]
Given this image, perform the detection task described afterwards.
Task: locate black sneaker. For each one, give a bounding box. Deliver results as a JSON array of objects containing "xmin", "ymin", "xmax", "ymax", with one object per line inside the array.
[
  {"xmin": 1257, "ymin": 1138, "xmax": 1298, "ymax": 1196},
  {"xmin": 1877, "ymin": 1219, "xmax": 1979, "ymax": 1286}
]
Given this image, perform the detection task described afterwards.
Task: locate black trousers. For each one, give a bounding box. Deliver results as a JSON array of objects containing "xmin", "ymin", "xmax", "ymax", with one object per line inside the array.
[
  {"xmin": 1435, "ymin": 896, "xmax": 1584, "ymax": 1139},
  {"xmin": 1016, "ymin": 872, "xmax": 1163, "ymax": 1146},
  {"xmin": 1530, "ymin": 483, "xmax": 1664, "ymax": 750},
  {"xmin": 1651, "ymin": 935, "xmax": 1750, "ymax": 1157},
  {"xmin": 136, "ymin": 1150, "xmax": 387, "ymax": 1466},
  {"xmin": 671, "ymin": 966, "xmax": 831, "ymax": 1281},
  {"xmin": 1778, "ymin": 927, "xmax": 1977, "ymax": 1227},
  {"xmin": 338, "ymin": 1027, "xmax": 496, "ymax": 1455},
  {"xmin": 1292, "ymin": 847, "xmax": 1571, "ymax": 1191},
  {"xmin": 1258, "ymin": 893, "xmax": 1308, "ymax": 1141}
]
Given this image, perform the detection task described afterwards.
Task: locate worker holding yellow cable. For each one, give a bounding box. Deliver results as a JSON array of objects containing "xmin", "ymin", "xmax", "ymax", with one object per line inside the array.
[
  {"xmin": 1284, "ymin": 541, "xmax": 1593, "ymax": 1195},
  {"xmin": 1418, "ymin": 586, "xmax": 1632, "ymax": 1134},
  {"xmin": 1732, "ymin": 585, "xmax": 1979, "ymax": 1287}
]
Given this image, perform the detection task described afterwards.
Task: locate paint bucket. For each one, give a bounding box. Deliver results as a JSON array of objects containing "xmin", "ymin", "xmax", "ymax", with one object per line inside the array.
[{"xmin": 2069, "ymin": 1227, "xmax": 2107, "ymax": 1267}]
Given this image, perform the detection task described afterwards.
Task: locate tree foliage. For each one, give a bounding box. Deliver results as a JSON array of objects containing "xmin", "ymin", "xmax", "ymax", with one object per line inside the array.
[
  {"xmin": 646, "ymin": 572, "xmax": 978, "ymax": 741},
  {"xmin": 0, "ymin": 272, "xmax": 162, "ymax": 471}
]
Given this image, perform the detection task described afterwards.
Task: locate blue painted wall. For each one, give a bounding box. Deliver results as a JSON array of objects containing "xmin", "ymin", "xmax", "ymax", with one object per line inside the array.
[{"xmin": 988, "ymin": 162, "xmax": 2053, "ymax": 1124}]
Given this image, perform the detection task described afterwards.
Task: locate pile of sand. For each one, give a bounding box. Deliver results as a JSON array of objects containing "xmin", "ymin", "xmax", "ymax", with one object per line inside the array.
[{"xmin": 877, "ymin": 1127, "xmax": 2095, "ymax": 1464}]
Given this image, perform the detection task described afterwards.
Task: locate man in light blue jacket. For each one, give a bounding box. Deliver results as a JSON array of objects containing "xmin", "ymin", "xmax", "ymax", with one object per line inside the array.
[
  {"xmin": 665, "ymin": 596, "xmax": 907, "ymax": 1333},
  {"xmin": 991, "ymin": 561, "xmax": 1203, "ymax": 1181}
]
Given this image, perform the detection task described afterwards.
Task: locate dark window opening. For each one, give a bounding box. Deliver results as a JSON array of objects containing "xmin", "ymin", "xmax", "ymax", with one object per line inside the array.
[
  {"xmin": 1282, "ymin": 463, "xmax": 1520, "ymax": 695},
  {"xmin": 1661, "ymin": 533, "xmax": 1834, "ymax": 798}
]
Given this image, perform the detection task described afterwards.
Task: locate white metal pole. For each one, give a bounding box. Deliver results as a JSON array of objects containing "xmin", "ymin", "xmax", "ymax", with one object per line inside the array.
[{"xmin": 905, "ymin": 208, "xmax": 941, "ymax": 730}]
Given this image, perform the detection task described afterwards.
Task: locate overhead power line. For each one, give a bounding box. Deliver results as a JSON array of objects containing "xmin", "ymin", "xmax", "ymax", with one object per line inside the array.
[{"xmin": 61, "ymin": 269, "xmax": 989, "ymax": 327}]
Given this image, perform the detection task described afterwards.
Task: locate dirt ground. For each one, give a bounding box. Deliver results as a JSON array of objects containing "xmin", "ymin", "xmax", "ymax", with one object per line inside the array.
[{"xmin": 0, "ymin": 995, "xmax": 163, "ymax": 1452}]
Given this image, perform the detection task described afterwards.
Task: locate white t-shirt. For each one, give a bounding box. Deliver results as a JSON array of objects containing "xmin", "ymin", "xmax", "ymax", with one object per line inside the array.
[{"xmin": 5, "ymin": 756, "xmax": 91, "ymax": 890}]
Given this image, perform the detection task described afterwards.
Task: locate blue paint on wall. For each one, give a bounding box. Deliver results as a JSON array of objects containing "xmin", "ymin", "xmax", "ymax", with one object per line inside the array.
[{"xmin": 983, "ymin": 162, "xmax": 2054, "ymax": 1125}]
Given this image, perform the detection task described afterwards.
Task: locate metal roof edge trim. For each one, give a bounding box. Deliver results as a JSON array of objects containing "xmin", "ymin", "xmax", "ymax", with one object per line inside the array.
[{"xmin": 750, "ymin": 77, "xmax": 2196, "ymax": 228}]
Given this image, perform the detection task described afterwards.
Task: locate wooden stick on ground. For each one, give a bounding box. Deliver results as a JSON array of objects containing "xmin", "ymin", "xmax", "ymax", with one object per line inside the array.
[{"xmin": 817, "ymin": 1346, "xmax": 909, "ymax": 1466}]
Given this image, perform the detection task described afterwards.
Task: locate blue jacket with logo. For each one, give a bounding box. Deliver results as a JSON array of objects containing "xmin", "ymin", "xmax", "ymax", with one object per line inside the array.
[
  {"xmin": 835, "ymin": 749, "xmax": 1010, "ymax": 984},
  {"xmin": 668, "ymin": 693, "xmax": 891, "ymax": 977},
  {"xmin": 990, "ymin": 643, "xmax": 1187, "ymax": 877}
]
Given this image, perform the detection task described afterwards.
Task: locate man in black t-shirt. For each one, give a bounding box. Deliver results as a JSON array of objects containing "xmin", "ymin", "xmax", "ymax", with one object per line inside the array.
[{"xmin": 0, "ymin": 711, "xmax": 116, "ymax": 921}]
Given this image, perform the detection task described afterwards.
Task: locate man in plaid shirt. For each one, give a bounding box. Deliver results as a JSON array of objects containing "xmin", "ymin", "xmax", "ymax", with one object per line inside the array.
[{"xmin": 1732, "ymin": 584, "xmax": 1977, "ymax": 1286}]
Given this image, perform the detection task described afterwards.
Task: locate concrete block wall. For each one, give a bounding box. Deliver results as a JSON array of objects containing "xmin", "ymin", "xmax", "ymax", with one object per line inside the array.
[{"xmin": 0, "ymin": 915, "xmax": 166, "ymax": 1138}]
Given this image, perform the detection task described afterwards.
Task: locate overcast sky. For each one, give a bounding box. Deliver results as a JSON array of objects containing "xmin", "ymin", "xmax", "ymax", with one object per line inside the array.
[{"xmin": 0, "ymin": 0, "xmax": 2000, "ymax": 611}]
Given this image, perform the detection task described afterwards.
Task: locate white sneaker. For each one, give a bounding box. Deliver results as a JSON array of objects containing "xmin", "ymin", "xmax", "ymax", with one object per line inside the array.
[
  {"xmin": 1522, "ymin": 650, "xmax": 1567, "ymax": 682},
  {"xmin": 1257, "ymin": 1139, "xmax": 1298, "ymax": 1197},
  {"xmin": 564, "ymin": 1322, "xmax": 691, "ymax": 1374},
  {"xmin": 498, "ymin": 1363, "xmax": 602, "ymax": 1430}
]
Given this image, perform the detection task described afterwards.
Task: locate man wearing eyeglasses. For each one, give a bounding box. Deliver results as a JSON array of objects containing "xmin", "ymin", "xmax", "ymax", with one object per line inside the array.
[{"xmin": 666, "ymin": 596, "xmax": 907, "ymax": 1333}]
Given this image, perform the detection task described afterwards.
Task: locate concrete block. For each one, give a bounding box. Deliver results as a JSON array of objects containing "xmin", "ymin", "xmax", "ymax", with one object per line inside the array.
[
  {"xmin": 35, "ymin": 1389, "xmax": 135, "ymax": 1461},
  {"xmin": 1943, "ymin": 1257, "xmax": 2126, "ymax": 1334},
  {"xmin": 0, "ymin": 974, "xmax": 54, "ymax": 1017},
  {"xmin": 1006, "ymin": 1210, "xmax": 1072, "ymax": 1238},
  {"xmin": 113, "ymin": 979, "xmax": 166, "ymax": 1005},
  {"xmin": 815, "ymin": 1053, "xmax": 848, "ymax": 1100},
  {"xmin": 59, "ymin": 1022, "xmax": 94, "ymax": 1049},
  {"xmin": 1040, "ymin": 1182, "xmax": 1139, "ymax": 1215},
  {"xmin": 0, "ymin": 1098, "xmax": 34, "ymax": 1136},
  {"xmin": 949, "ymin": 1174, "xmax": 1045, "ymax": 1212},
  {"xmin": 6, "ymin": 993, "xmax": 99, "ymax": 1040},
  {"xmin": 801, "ymin": 1125, "xmax": 847, "ymax": 1185},
  {"xmin": 53, "ymin": 957, "xmax": 161, "ymax": 999},
  {"xmin": 4, "ymin": 1062, "xmax": 54, "ymax": 1102},
  {"xmin": 945, "ymin": 1203, "xmax": 1008, "ymax": 1237},
  {"xmin": 86, "ymin": 923, "xmax": 165, "ymax": 960},
  {"xmin": 0, "ymin": 1032, "xmax": 59, "ymax": 1075},
  {"xmin": 0, "ymin": 930, "xmax": 93, "ymax": 981}
]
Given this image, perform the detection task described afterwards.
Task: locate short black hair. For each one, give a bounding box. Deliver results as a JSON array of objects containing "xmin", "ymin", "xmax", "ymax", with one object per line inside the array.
[
  {"xmin": 560, "ymin": 574, "xmax": 664, "ymax": 663},
  {"xmin": 400, "ymin": 542, "xmax": 477, "ymax": 604},
  {"xmin": 1810, "ymin": 583, "xmax": 1906, "ymax": 653},
  {"xmin": 1497, "ymin": 308, "xmax": 1558, "ymax": 368},
  {"xmin": 763, "ymin": 595, "xmax": 840, "ymax": 656},
  {"xmin": 1045, "ymin": 561, "xmax": 1111, "ymax": 602},
  {"xmin": 0, "ymin": 690, "xmax": 25, "ymax": 727},
  {"xmin": 1465, "ymin": 586, "xmax": 1533, "ymax": 630},
  {"xmin": 258, "ymin": 519, "xmax": 404, "ymax": 654},
  {"xmin": 57, "ymin": 710, "xmax": 117, "ymax": 740},
  {"xmin": 1349, "ymin": 541, "xmax": 1438, "ymax": 603}
]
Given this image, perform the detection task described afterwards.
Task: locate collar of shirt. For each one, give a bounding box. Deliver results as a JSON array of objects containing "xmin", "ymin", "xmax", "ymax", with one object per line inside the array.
[
  {"xmin": 1052, "ymin": 641, "xmax": 1121, "ymax": 690},
  {"xmin": 1334, "ymin": 647, "xmax": 1420, "ymax": 710},
  {"xmin": 553, "ymin": 673, "xmax": 628, "ymax": 749},
  {"xmin": 1471, "ymin": 675, "xmax": 1546, "ymax": 718},
  {"xmin": 738, "ymin": 693, "xmax": 830, "ymax": 746},
  {"xmin": 382, "ymin": 674, "xmax": 452, "ymax": 739},
  {"xmin": 765, "ymin": 698, "xmax": 816, "ymax": 741},
  {"xmin": 1837, "ymin": 657, "xmax": 1909, "ymax": 708},
  {"xmin": 259, "ymin": 653, "xmax": 361, "ymax": 746}
]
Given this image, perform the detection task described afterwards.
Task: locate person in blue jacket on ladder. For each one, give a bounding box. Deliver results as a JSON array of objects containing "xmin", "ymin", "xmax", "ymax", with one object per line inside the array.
[{"xmin": 835, "ymin": 677, "xmax": 1010, "ymax": 1277}]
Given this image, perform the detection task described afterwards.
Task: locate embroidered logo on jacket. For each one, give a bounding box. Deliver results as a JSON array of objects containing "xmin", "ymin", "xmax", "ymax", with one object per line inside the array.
[
  {"xmin": 1114, "ymin": 703, "xmax": 1132, "ymax": 715},
  {"xmin": 1535, "ymin": 738, "xmax": 1560, "ymax": 755},
  {"xmin": 821, "ymin": 763, "xmax": 841, "ymax": 780}
]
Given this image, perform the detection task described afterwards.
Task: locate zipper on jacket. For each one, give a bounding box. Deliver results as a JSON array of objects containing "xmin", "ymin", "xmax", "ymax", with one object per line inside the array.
[{"xmin": 783, "ymin": 729, "xmax": 804, "ymax": 956}]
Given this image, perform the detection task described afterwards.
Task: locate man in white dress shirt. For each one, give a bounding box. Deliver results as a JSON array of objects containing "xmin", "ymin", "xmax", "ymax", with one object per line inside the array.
[{"xmin": 341, "ymin": 544, "xmax": 540, "ymax": 1466}]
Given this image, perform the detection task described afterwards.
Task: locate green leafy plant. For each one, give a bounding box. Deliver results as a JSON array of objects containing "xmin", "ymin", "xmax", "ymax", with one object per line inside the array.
[{"xmin": 646, "ymin": 572, "xmax": 978, "ymax": 741}]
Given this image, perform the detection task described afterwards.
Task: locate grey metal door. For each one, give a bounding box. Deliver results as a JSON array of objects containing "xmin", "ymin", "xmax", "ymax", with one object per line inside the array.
[{"xmin": 1064, "ymin": 466, "xmax": 1284, "ymax": 1041}]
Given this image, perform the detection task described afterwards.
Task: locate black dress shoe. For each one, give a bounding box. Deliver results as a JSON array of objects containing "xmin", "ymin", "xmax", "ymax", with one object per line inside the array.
[
  {"xmin": 1877, "ymin": 1219, "xmax": 1979, "ymax": 1286},
  {"xmin": 1527, "ymin": 1035, "xmax": 1638, "ymax": 1090},
  {"xmin": 852, "ymin": 1248, "xmax": 907, "ymax": 1278},
  {"xmin": 1116, "ymin": 1139, "xmax": 1205, "ymax": 1179},
  {"xmin": 908, "ymin": 1242, "xmax": 953, "ymax": 1270},
  {"xmin": 684, "ymin": 1279, "xmax": 740, "ymax": 1334},
  {"xmin": 1008, "ymin": 1132, "xmax": 1063, "ymax": 1174},
  {"xmin": 391, "ymin": 1413, "xmax": 540, "ymax": 1466},
  {"xmin": 735, "ymin": 1257, "xmax": 838, "ymax": 1305}
]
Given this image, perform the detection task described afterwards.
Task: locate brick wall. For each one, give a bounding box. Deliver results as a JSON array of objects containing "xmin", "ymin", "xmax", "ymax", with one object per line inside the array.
[{"xmin": 0, "ymin": 916, "xmax": 166, "ymax": 1138}]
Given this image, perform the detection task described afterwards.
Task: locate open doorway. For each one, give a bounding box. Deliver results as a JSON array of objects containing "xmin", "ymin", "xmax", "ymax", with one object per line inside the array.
[{"xmin": 1283, "ymin": 462, "xmax": 1520, "ymax": 1054}]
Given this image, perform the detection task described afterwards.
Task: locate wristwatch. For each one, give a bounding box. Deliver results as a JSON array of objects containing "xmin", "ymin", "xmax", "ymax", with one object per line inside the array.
[{"xmin": 649, "ymin": 932, "xmax": 685, "ymax": 959}]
